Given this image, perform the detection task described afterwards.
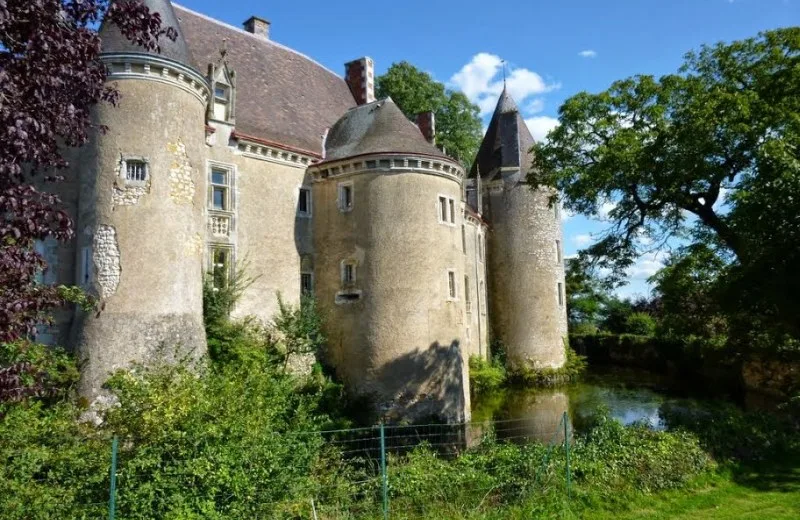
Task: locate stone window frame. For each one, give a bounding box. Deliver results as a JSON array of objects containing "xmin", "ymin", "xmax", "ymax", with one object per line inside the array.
[
  {"xmin": 446, "ymin": 268, "xmax": 458, "ymax": 301},
  {"xmin": 338, "ymin": 181, "xmax": 354, "ymax": 213},
  {"xmin": 556, "ymin": 239, "xmax": 562, "ymax": 265},
  {"xmin": 208, "ymin": 244, "xmax": 235, "ymax": 291},
  {"xmin": 477, "ymin": 232, "xmax": 485, "ymax": 263},
  {"xmin": 297, "ymin": 185, "xmax": 312, "ymax": 218},
  {"xmin": 437, "ymin": 194, "xmax": 457, "ymax": 226},
  {"xmin": 340, "ymin": 259, "xmax": 357, "ymax": 287},
  {"xmin": 557, "ymin": 282, "xmax": 564, "ymax": 307},
  {"xmin": 301, "ymin": 271, "xmax": 314, "ymax": 296},
  {"xmin": 120, "ymin": 155, "xmax": 149, "ymax": 187}
]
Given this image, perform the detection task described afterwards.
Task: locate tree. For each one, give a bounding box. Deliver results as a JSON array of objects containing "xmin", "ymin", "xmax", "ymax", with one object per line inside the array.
[
  {"xmin": 376, "ymin": 61, "xmax": 483, "ymax": 165},
  {"xmin": 564, "ymin": 256, "xmax": 612, "ymax": 332},
  {"xmin": 0, "ymin": 1, "xmax": 176, "ymax": 341},
  {"xmin": 530, "ymin": 28, "xmax": 799, "ymax": 277}
]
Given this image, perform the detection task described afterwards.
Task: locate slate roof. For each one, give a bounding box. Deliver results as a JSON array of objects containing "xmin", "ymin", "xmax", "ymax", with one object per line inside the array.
[
  {"xmin": 99, "ymin": 0, "xmax": 193, "ymax": 66},
  {"xmin": 323, "ymin": 99, "xmax": 453, "ymax": 163},
  {"xmin": 173, "ymin": 4, "xmax": 356, "ymax": 155},
  {"xmin": 470, "ymin": 89, "xmax": 536, "ymax": 182}
]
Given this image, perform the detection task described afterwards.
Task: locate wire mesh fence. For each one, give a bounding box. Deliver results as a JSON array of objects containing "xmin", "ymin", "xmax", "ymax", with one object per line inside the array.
[{"xmin": 35, "ymin": 412, "xmax": 574, "ymax": 519}]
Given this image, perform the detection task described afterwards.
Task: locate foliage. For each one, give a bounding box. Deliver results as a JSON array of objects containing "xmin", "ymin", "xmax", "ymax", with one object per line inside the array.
[
  {"xmin": 624, "ymin": 312, "xmax": 656, "ymax": 336},
  {"xmin": 0, "ymin": 341, "xmax": 79, "ymax": 407},
  {"xmin": 0, "ymin": 0, "xmax": 178, "ymax": 341},
  {"xmin": 469, "ymin": 355, "xmax": 507, "ymax": 395},
  {"xmin": 531, "ymin": 28, "xmax": 799, "ymax": 276},
  {"xmin": 509, "ymin": 344, "xmax": 587, "ymax": 387},
  {"xmin": 375, "ymin": 61, "xmax": 483, "ymax": 165},
  {"xmin": 272, "ymin": 293, "xmax": 326, "ymax": 370},
  {"xmin": 565, "ymin": 256, "xmax": 613, "ymax": 331}
]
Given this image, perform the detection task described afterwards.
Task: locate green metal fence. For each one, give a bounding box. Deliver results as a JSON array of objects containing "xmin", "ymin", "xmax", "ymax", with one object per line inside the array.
[{"xmin": 98, "ymin": 412, "xmax": 573, "ymax": 519}]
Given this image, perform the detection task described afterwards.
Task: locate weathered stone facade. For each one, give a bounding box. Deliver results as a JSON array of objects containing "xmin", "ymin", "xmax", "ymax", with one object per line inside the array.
[{"xmin": 44, "ymin": 1, "xmax": 566, "ymax": 422}]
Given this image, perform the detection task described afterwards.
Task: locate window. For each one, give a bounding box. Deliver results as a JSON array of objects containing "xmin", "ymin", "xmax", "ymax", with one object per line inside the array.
[
  {"xmin": 298, "ymin": 187, "xmax": 311, "ymax": 217},
  {"xmin": 210, "ymin": 247, "xmax": 232, "ymax": 290},
  {"xmin": 213, "ymin": 84, "xmax": 230, "ymax": 121},
  {"xmin": 478, "ymin": 234, "xmax": 484, "ymax": 262},
  {"xmin": 338, "ymin": 182, "xmax": 353, "ymax": 212},
  {"xmin": 341, "ymin": 260, "xmax": 356, "ymax": 286},
  {"xmin": 210, "ymin": 167, "xmax": 231, "ymax": 211},
  {"xmin": 461, "ymin": 225, "xmax": 467, "ymax": 253},
  {"xmin": 125, "ymin": 160, "xmax": 147, "ymax": 182},
  {"xmin": 80, "ymin": 246, "xmax": 92, "ymax": 286},
  {"xmin": 438, "ymin": 195, "xmax": 456, "ymax": 225},
  {"xmin": 465, "ymin": 275, "xmax": 471, "ymax": 313},
  {"xmin": 447, "ymin": 269, "xmax": 457, "ymax": 300},
  {"xmin": 301, "ymin": 272, "xmax": 313, "ymax": 296},
  {"xmin": 556, "ymin": 240, "xmax": 562, "ymax": 264},
  {"xmin": 558, "ymin": 282, "xmax": 564, "ymax": 306}
]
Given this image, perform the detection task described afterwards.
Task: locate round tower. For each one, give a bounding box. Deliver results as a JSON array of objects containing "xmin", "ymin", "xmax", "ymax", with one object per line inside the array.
[
  {"xmin": 311, "ymin": 98, "xmax": 470, "ymax": 422},
  {"xmin": 72, "ymin": 0, "xmax": 210, "ymax": 397},
  {"xmin": 472, "ymin": 90, "xmax": 568, "ymax": 371}
]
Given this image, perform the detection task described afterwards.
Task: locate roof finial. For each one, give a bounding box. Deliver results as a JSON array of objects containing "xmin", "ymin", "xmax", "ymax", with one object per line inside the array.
[{"xmin": 501, "ymin": 59, "xmax": 507, "ymax": 89}]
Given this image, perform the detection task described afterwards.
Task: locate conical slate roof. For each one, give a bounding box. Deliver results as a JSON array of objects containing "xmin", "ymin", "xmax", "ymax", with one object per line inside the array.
[
  {"xmin": 99, "ymin": 0, "xmax": 193, "ymax": 67},
  {"xmin": 470, "ymin": 89, "xmax": 536, "ymax": 182},
  {"xmin": 323, "ymin": 98, "xmax": 452, "ymax": 163}
]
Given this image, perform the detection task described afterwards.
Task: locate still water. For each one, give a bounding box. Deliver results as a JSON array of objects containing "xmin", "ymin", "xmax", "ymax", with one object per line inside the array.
[{"xmin": 470, "ymin": 366, "xmax": 766, "ymax": 442}]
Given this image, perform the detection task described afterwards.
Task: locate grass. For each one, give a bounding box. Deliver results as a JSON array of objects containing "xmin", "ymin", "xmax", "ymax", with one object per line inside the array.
[{"xmin": 583, "ymin": 461, "xmax": 800, "ymax": 520}]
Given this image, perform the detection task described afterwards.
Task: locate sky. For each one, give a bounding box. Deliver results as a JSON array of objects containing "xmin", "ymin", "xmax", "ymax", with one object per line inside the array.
[{"xmin": 175, "ymin": 0, "xmax": 798, "ymax": 297}]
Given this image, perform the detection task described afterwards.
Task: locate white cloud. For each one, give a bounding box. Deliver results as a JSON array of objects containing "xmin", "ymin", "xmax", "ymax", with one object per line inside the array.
[
  {"xmin": 597, "ymin": 201, "xmax": 617, "ymax": 220},
  {"xmin": 524, "ymin": 98, "xmax": 545, "ymax": 114},
  {"xmin": 578, "ymin": 50, "xmax": 597, "ymax": 58},
  {"xmin": 561, "ymin": 205, "xmax": 574, "ymax": 222},
  {"xmin": 627, "ymin": 251, "xmax": 665, "ymax": 279},
  {"xmin": 573, "ymin": 234, "xmax": 593, "ymax": 247},
  {"xmin": 524, "ymin": 116, "xmax": 560, "ymax": 142},
  {"xmin": 449, "ymin": 53, "xmax": 559, "ymax": 117}
]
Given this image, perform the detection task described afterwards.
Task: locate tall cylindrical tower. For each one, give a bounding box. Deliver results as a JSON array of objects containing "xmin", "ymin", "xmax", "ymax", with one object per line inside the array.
[
  {"xmin": 72, "ymin": 0, "xmax": 210, "ymax": 397},
  {"xmin": 473, "ymin": 90, "xmax": 568, "ymax": 370},
  {"xmin": 311, "ymin": 99, "xmax": 470, "ymax": 422}
]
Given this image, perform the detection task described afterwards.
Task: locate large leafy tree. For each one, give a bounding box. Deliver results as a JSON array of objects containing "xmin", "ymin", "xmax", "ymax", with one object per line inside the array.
[
  {"xmin": 0, "ymin": 1, "xmax": 176, "ymax": 342},
  {"xmin": 376, "ymin": 61, "xmax": 483, "ymax": 165},
  {"xmin": 530, "ymin": 28, "xmax": 799, "ymax": 273}
]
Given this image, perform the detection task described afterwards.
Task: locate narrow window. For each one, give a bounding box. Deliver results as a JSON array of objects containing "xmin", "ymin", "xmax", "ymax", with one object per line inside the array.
[
  {"xmin": 211, "ymin": 167, "xmax": 230, "ymax": 211},
  {"xmin": 338, "ymin": 183, "xmax": 353, "ymax": 212},
  {"xmin": 439, "ymin": 196, "xmax": 447, "ymax": 222},
  {"xmin": 461, "ymin": 225, "xmax": 467, "ymax": 253},
  {"xmin": 213, "ymin": 84, "xmax": 229, "ymax": 121},
  {"xmin": 478, "ymin": 234, "xmax": 484, "ymax": 262},
  {"xmin": 298, "ymin": 187, "xmax": 311, "ymax": 217},
  {"xmin": 558, "ymin": 282, "xmax": 564, "ymax": 306},
  {"xmin": 449, "ymin": 199, "xmax": 455, "ymax": 224},
  {"xmin": 125, "ymin": 160, "xmax": 147, "ymax": 182},
  {"xmin": 341, "ymin": 261, "xmax": 356, "ymax": 285},
  {"xmin": 301, "ymin": 272, "xmax": 313, "ymax": 295},
  {"xmin": 211, "ymin": 247, "xmax": 231, "ymax": 290},
  {"xmin": 556, "ymin": 240, "xmax": 562, "ymax": 264},
  {"xmin": 447, "ymin": 270, "xmax": 457, "ymax": 300},
  {"xmin": 80, "ymin": 246, "xmax": 92, "ymax": 286},
  {"xmin": 465, "ymin": 275, "xmax": 471, "ymax": 313}
]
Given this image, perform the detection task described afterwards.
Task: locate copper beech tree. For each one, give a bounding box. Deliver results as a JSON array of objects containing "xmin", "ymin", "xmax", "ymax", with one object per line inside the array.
[{"xmin": 0, "ymin": 1, "xmax": 177, "ymax": 346}]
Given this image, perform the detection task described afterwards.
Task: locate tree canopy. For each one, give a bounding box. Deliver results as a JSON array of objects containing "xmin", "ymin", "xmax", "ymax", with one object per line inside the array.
[
  {"xmin": 530, "ymin": 28, "xmax": 800, "ymax": 343},
  {"xmin": 0, "ymin": 0, "xmax": 175, "ymax": 341},
  {"xmin": 376, "ymin": 61, "xmax": 483, "ymax": 165}
]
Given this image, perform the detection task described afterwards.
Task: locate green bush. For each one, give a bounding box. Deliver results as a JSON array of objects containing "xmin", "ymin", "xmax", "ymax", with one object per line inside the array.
[
  {"xmin": 625, "ymin": 312, "xmax": 657, "ymax": 336},
  {"xmin": 509, "ymin": 343, "xmax": 587, "ymax": 387},
  {"xmin": 469, "ymin": 355, "xmax": 507, "ymax": 394}
]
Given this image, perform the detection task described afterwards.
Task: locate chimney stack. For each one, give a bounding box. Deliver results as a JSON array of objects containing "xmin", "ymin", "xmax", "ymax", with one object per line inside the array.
[
  {"xmin": 416, "ymin": 111, "xmax": 436, "ymax": 144},
  {"xmin": 243, "ymin": 16, "xmax": 270, "ymax": 39},
  {"xmin": 344, "ymin": 57, "xmax": 375, "ymax": 105}
]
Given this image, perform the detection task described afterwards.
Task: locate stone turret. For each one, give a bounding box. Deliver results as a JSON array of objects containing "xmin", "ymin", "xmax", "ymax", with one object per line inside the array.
[
  {"xmin": 71, "ymin": 0, "xmax": 210, "ymax": 398},
  {"xmin": 471, "ymin": 89, "xmax": 568, "ymax": 370},
  {"xmin": 310, "ymin": 98, "xmax": 470, "ymax": 422}
]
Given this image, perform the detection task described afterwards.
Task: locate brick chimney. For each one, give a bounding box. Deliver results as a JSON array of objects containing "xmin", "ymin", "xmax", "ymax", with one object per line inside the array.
[
  {"xmin": 243, "ymin": 16, "xmax": 270, "ymax": 39},
  {"xmin": 416, "ymin": 111, "xmax": 436, "ymax": 144},
  {"xmin": 344, "ymin": 57, "xmax": 375, "ymax": 105}
]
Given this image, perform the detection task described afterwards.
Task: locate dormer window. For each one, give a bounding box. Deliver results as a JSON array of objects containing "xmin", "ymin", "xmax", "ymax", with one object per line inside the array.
[
  {"xmin": 213, "ymin": 85, "xmax": 230, "ymax": 121},
  {"xmin": 210, "ymin": 62, "xmax": 236, "ymax": 123}
]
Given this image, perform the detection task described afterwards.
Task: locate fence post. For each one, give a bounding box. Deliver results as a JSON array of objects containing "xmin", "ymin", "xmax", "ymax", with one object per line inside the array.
[
  {"xmin": 108, "ymin": 436, "xmax": 119, "ymax": 520},
  {"xmin": 563, "ymin": 412, "xmax": 571, "ymax": 499},
  {"xmin": 380, "ymin": 423, "xmax": 388, "ymax": 520}
]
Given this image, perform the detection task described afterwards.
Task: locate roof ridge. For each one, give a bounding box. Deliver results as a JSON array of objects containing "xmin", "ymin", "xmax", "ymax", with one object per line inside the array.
[{"xmin": 172, "ymin": 3, "xmax": 342, "ymax": 80}]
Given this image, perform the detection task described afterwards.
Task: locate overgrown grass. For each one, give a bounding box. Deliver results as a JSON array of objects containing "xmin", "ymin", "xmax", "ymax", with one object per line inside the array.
[
  {"xmin": 508, "ymin": 344, "xmax": 588, "ymax": 386},
  {"xmin": 469, "ymin": 355, "xmax": 507, "ymax": 394}
]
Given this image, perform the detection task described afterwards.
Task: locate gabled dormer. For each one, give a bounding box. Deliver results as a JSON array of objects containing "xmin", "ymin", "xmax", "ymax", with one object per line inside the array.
[{"xmin": 208, "ymin": 59, "xmax": 236, "ymax": 124}]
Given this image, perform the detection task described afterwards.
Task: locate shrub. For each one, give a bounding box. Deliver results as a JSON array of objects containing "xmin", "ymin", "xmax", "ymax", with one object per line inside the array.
[
  {"xmin": 469, "ymin": 355, "xmax": 507, "ymax": 394},
  {"xmin": 509, "ymin": 343, "xmax": 587, "ymax": 387},
  {"xmin": 0, "ymin": 341, "xmax": 79, "ymax": 406},
  {"xmin": 625, "ymin": 312, "xmax": 656, "ymax": 336}
]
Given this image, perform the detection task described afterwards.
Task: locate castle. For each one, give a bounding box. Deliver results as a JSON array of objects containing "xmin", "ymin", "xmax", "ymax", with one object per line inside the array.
[{"xmin": 42, "ymin": 0, "xmax": 568, "ymax": 421}]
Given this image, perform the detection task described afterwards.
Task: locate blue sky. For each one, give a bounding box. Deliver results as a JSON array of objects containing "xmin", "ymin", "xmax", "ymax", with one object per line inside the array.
[{"xmin": 176, "ymin": 0, "xmax": 798, "ymax": 297}]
